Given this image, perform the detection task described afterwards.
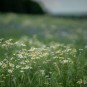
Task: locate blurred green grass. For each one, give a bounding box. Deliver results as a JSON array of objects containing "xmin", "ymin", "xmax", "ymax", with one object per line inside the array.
[
  {"xmin": 0, "ymin": 13, "xmax": 87, "ymax": 47},
  {"xmin": 0, "ymin": 13, "xmax": 87, "ymax": 87}
]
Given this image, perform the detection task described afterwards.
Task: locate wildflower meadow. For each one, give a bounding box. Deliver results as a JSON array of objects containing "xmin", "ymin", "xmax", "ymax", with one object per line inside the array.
[
  {"xmin": 0, "ymin": 14, "xmax": 87, "ymax": 87},
  {"xmin": 0, "ymin": 37, "xmax": 87, "ymax": 87}
]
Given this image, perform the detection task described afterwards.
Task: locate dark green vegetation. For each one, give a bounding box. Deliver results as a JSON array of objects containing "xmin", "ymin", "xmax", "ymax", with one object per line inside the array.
[
  {"xmin": 0, "ymin": 0, "xmax": 44, "ymax": 14},
  {"xmin": 0, "ymin": 14, "xmax": 87, "ymax": 87}
]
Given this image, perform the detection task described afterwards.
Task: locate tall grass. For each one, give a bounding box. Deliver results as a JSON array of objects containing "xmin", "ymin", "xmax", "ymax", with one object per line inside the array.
[{"xmin": 0, "ymin": 37, "xmax": 87, "ymax": 87}]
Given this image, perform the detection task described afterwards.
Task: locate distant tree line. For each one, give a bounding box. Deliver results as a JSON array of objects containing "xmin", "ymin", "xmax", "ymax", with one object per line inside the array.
[{"xmin": 0, "ymin": 0, "xmax": 44, "ymax": 14}]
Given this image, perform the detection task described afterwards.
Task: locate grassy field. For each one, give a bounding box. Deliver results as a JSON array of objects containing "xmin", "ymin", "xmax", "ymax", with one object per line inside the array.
[{"xmin": 0, "ymin": 13, "xmax": 87, "ymax": 87}]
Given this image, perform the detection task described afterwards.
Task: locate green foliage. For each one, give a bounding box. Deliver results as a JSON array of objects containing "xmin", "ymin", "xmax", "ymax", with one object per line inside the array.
[
  {"xmin": 0, "ymin": 37, "xmax": 87, "ymax": 87},
  {"xmin": 0, "ymin": 0, "xmax": 44, "ymax": 14},
  {"xmin": 0, "ymin": 14, "xmax": 87, "ymax": 87}
]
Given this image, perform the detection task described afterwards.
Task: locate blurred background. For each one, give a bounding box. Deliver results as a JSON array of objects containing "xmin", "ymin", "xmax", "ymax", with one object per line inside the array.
[
  {"xmin": 0, "ymin": 0, "xmax": 87, "ymax": 48},
  {"xmin": 0, "ymin": 0, "xmax": 87, "ymax": 16}
]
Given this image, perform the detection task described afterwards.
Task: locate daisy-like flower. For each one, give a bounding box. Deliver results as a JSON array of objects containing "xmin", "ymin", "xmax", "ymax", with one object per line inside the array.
[
  {"xmin": 2, "ymin": 63, "xmax": 7, "ymax": 68},
  {"xmin": 9, "ymin": 63, "xmax": 14, "ymax": 68},
  {"xmin": 8, "ymin": 69, "xmax": 13, "ymax": 74}
]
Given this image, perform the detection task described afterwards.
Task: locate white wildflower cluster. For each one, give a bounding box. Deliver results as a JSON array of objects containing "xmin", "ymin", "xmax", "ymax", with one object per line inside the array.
[
  {"xmin": 14, "ymin": 41, "xmax": 26, "ymax": 47},
  {"xmin": 77, "ymin": 78, "xmax": 87, "ymax": 85},
  {"xmin": 1, "ymin": 37, "xmax": 85, "ymax": 86},
  {"xmin": 1, "ymin": 39, "xmax": 13, "ymax": 49}
]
